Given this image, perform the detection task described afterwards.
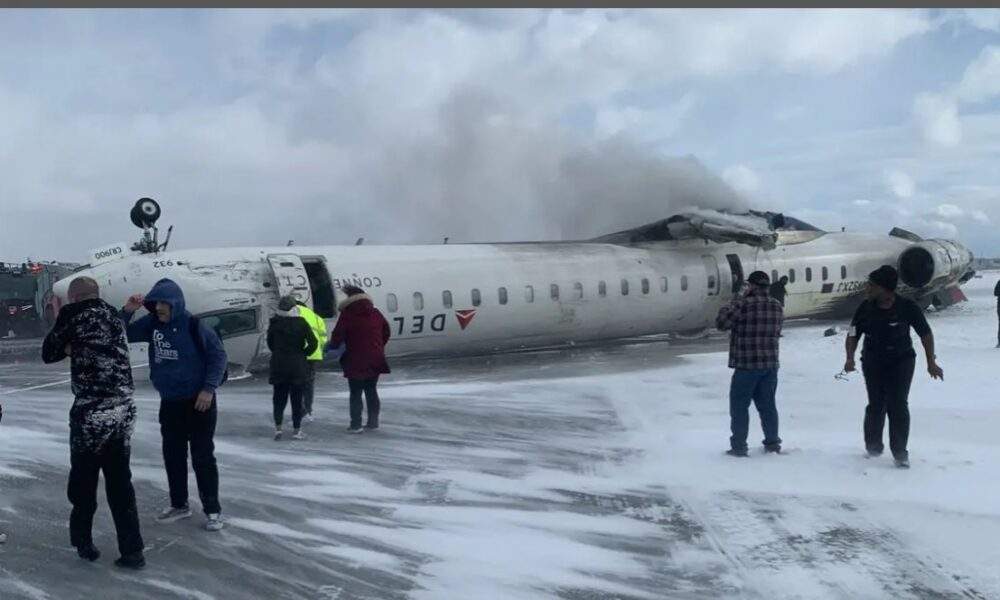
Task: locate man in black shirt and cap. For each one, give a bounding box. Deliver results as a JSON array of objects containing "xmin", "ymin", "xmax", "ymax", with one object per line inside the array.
[{"xmin": 844, "ymin": 265, "xmax": 944, "ymax": 468}]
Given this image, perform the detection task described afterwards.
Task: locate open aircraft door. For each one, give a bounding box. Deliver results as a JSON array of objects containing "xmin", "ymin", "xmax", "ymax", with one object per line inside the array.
[
  {"xmin": 267, "ymin": 254, "xmax": 313, "ymax": 308},
  {"xmin": 701, "ymin": 255, "xmax": 721, "ymax": 297}
]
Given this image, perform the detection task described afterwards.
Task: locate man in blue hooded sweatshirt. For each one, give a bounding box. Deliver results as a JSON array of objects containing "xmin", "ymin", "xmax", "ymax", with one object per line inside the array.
[{"xmin": 121, "ymin": 278, "xmax": 227, "ymax": 531}]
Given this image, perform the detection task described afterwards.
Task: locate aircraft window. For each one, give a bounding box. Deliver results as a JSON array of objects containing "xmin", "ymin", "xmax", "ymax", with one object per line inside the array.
[
  {"xmin": 386, "ymin": 294, "xmax": 398, "ymax": 313},
  {"xmin": 498, "ymin": 287, "xmax": 508, "ymax": 305},
  {"xmin": 822, "ymin": 267, "xmax": 829, "ymax": 281},
  {"xmin": 413, "ymin": 292, "xmax": 424, "ymax": 311},
  {"xmin": 841, "ymin": 265, "xmax": 847, "ymax": 280},
  {"xmin": 550, "ymin": 284, "xmax": 560, "ymax": 300},
  {"xmin": 771, "ymin": 270, "xmax": 778, "ymax": 283},
  {"xmin": 598, "ymin": 281, "xmax": 607, "ymax": 297},
  {"xmin": 442, "ymin": 290, "xmax": 453, "ymax": 308},
  {"xmin": 681, "ymin": 275, "xmax": 689, "ymax": 291},
  {"xmin": 525, "ymin": 285, "xmax": 534, "ymax": 303},
  {"xmin": 788, "ymin": 269, "xmax": 796, "ymax": 283},
  {"xmin": 806, "ymin": 268, "xmax": 813, "ymax": 282},
  {"xmin": 198, "ymin": 308, "xmax": 257, "ymax": 340},
  {"xmin": 471, "ymin": 288, "xmax": 482, "ymax": 307},
  {"xmin": 641, "ymin": 278, "xmax": 650, "ymax": 294},
  {"xmin": 621, "ymin": 279, "xmax": 629, "ymax": 296},
  {"xmin": 573, "ymin": 282, "xmax": 583, "ymax": 300},
  {"xmin": 661, "ymin": 277, "xmax": 668, "ymax": 293}
]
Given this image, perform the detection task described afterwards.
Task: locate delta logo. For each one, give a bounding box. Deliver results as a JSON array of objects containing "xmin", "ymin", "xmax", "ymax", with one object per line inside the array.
[{"xmin": 454, "ymin": 309, "xmax": 477, "ymax": 330}]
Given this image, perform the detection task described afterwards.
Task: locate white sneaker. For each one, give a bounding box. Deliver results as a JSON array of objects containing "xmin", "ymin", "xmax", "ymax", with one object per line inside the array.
[
  {"xmin": 157, "ymin": 505, "xmax": 193, "ymax": 522},
  {"xmin": 204, "ymin": 513, "xmax": 224, "ymax": 532},
  {"xmin": 273, "ymin": 429, "xmax": 283, "ymax": 441},
  {"xmin": 347, "ymin": 426, "xmax": 364, "ymax": 434},
  {"xmin": 304, "ymin": 413, "xmax": 315, "ymax": 423},
  {"xmin": 292, "ymin": 429, "xmax": 306, "ymax": 440}
]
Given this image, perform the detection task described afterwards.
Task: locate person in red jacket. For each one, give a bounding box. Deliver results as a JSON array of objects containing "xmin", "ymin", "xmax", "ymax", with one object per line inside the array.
[{"xmin": 327, "ymin": 285, "xmax": 391, "ymax": 433}]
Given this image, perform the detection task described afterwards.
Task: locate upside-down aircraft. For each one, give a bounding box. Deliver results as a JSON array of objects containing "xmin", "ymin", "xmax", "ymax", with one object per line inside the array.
[{"xmin": 51, "ymin": 199, "xmax": 975, "ymax": 372}]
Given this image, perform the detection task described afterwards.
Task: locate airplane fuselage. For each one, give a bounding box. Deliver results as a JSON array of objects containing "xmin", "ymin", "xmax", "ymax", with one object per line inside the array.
[{"xmin": 52, "ymin": 229, "xmax": 974, "ymax": 371}]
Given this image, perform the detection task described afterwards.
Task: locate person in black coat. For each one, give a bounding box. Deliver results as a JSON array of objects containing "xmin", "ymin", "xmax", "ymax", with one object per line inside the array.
[
  {"xmin": 267, "ymin": 295, "xmax": 318, "ymax": 440},
  {"xmin": 769, "ymin": 275, "xmax": 789, "ymax": 307},
  {"xmin": 994, "ymin": 279, "xmax": 1000, "ymax": 348},
  {"xmin": 41, "ymin": 276, "xmax": 145, "ymax": 568}
]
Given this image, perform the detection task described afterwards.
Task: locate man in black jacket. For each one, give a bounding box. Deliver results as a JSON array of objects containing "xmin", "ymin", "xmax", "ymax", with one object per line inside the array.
[{"xmin": 41, "ymin": 276, "xmax": 145, "ymax": 569}]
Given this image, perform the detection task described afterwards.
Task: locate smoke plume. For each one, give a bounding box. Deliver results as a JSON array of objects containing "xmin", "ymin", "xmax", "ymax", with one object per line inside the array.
[{"xmin": 292, "ymin": 88, "xmax": 749, "ymax": 246}]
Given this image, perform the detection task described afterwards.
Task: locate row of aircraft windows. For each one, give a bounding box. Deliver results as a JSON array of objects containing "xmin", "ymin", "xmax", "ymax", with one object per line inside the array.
[
  {"xmin": 383, "ymin": 265, "xmax": 852, "ymax": 313},
  {"xmin": 773, "ymin": 265, "xmax": 849, "ymax": 284},
  {"xmin": 384, "ymin": 276, "xmax": 692, "ymax": 313}
]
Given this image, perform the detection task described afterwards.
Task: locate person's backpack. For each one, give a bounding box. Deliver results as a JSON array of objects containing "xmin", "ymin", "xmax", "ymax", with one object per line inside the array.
[{"xmin": 189, "ymin": 316, "xmax": 229, "ymax": 386}]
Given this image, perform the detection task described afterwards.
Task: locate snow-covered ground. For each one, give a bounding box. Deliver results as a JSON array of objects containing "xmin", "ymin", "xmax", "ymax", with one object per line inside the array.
[{"xmin": 2, "ymin": 274, "xmax": 999, "ymax": 599}]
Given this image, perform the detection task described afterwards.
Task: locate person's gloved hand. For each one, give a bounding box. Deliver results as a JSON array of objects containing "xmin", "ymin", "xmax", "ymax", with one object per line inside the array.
[{"xmin": 324, "ymin": 342, "xmax": 346, "ymax": 360}]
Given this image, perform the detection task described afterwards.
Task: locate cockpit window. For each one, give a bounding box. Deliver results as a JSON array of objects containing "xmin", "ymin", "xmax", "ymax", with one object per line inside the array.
[{"xmin": 196, "ymin": 308, "xmax": 258, "ymax": 340}]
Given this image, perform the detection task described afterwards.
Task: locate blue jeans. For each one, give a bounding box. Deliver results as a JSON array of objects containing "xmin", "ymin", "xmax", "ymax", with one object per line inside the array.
[{"xmin": 729, "ymin": 368, "xmax": 781, "ymax": 452}]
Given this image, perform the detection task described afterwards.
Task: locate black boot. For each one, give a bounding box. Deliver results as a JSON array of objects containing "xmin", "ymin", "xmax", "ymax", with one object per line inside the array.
[
  {"xmin": 114, "ymin": 551, "xmax": 146, "ymax": 569},
  {"xmin": 76, "ymin": 543, "xmax": 101, "ymax": 562}
]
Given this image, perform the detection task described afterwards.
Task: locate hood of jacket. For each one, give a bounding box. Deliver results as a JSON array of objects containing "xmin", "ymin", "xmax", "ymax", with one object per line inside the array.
[
  {"xmin": 338, "ymin": 293, "xmax": 374, "ymax": 314},
  {"xmin": 143, "ymin": 278, "xmax": 187, "ymax": 325}
]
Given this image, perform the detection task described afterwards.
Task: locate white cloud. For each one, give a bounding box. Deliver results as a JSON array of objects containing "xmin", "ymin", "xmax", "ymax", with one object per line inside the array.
[
  {"xmin": 936, "ymin": 203, "xmax": 965, "ymax": 219},
  {"xmin": 958, "ymin": 9, "xmax": 1000, "ymax": 33},
  {"xmin": 956, "ymin": 46, "xmax": 1000, "ymax": 105},
  {"xmin": 912, "ymin": 45, "xmax": 1000, "ymax": 147},
  {"xmin": 722, "ymin": 164, "xmax": 761, "ymax": 196},
  {"xmin": 913, "ymin": 93, "xmax": 962, "ymax": 147},
  {"xmin": 928, "ymin": 220, "xmax": 959, "ymax": 237},
  {"xmin": 853, "ymin": 199, "xmax": 872, "ymax": 207},
  {"xmin": 885, "ymin": 170, "xmax": 916, "ymax": 199}
]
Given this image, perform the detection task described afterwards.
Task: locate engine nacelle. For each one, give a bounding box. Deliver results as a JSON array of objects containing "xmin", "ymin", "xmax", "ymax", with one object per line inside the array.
[{"xmin": 898, "ymin": 240, "xmax": 973, "ymax": 290}]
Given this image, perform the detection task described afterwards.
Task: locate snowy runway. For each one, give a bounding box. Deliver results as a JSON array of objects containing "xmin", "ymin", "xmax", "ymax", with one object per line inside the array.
[{"xmin": 2, "ymin": 277, "xmax": 1000, "ymax": 599}]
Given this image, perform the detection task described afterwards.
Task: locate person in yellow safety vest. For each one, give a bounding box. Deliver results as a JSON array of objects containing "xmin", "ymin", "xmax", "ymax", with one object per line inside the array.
[{"xmin": 296, "ymin": 301, "xmax": 328, "ymax": 422}]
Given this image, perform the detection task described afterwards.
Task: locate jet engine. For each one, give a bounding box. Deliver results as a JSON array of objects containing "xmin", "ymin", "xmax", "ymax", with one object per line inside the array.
[{"xmin": 898, "ymin": 239, "xmax": 974, "ymax": 290}]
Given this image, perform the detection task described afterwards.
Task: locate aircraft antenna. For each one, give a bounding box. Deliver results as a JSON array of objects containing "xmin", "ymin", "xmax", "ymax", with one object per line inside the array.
[{"xmin": 158, "ymin": 226, "xmax": 174, "ymax": 252}]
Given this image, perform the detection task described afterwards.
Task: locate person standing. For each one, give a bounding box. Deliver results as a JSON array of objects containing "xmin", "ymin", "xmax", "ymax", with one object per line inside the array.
[
  {"xmin": 296, "ymin": 300, "xmax": 327, "ymax": 422},
  {"xmin": 41, "ymin": 276, "xmax": 145, "ymax": 568},
  {"xmin": 268, "ymin": 296, "xmax": 318, "ymax": 440},
  {"xmin": 769, "ymin": 275, "xmax": 789, "ymax": 307},
  {"xmin": 0, "ymin": 401, "xmax": 5, "ymax": 545},
  {"xmin": 844, "ymin": 265, "xmax": 943, "ymax": 468},
  {"xmin": 994, "ymin": 279, "xmax": 1000, "ymax": 348},
  {"xmin": 716, "ymin": 271, "xmax": 784, "ymax": 457},
  {"xmin": 327, "ymin": 286, "xmax": 391, "ymax": 433},
  {"xmin": 120, "ymin": 278, "xmax": 227, "ymax": 531}
]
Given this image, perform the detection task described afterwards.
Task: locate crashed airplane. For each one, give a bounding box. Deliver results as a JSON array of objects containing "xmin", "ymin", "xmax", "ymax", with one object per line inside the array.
[{"xmin": 51, "ymin": 199, "xmax": 975, "ymax": 372}]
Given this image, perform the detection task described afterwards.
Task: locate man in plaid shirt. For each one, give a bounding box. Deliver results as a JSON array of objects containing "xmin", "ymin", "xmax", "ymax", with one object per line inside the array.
[{"xmin": 716, "ymin": 270, "xmax": 784, "ymax": 456}]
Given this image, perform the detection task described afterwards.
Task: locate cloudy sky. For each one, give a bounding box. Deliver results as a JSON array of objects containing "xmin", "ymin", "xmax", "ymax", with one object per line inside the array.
[{"xmin": 2, "ymin": 8, "xmax": 1000, "ymax": 262}]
